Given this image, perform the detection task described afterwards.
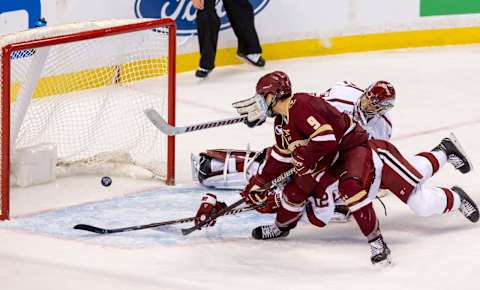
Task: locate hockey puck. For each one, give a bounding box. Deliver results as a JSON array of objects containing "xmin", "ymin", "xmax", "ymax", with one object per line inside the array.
[{"xmin": 101, "ymin": 176, "xmax": 112, "ymax": 187}]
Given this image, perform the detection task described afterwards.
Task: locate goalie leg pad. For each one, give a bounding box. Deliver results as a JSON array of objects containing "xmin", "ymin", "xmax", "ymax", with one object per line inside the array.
[{"xmin": 191, "ymin": 148, "xmax": 268, "ymax": 189}]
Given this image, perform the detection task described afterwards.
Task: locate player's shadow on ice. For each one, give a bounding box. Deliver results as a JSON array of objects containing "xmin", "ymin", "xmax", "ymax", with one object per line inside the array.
[
  {"xmin": 382, "ymin": 212, "xmax": 476, "ymax": 236},
  {"xmin": 284, "ymin": 212, "xmax": 475, "ymax": 247}
]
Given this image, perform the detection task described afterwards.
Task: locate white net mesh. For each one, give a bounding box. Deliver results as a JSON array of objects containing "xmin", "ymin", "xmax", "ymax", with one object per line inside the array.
[{"xmin": 0, "ymin": 19, "xmax": 174, "ymax": 218}]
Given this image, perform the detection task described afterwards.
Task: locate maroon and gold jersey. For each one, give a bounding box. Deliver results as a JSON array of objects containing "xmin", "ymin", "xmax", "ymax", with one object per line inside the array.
[
  {"xmin": 257, "ymin": 93, "xmax": 369, "ymax": 186},
  {"xmin": 274, "ymin": 93, "xmax": 367, "ymax": 154}
]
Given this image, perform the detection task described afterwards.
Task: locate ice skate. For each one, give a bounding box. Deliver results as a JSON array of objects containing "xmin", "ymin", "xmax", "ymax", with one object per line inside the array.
[
  {"xmin": 330, "ymin": 205, "xmax": 351, "ymax": 223},
  {"xmin": 433, "ymin": 133, "xmax": 472, "ymax": 174},
  {"xmin": 451, "ymin": 186, "xmax": 479, "ymax": 223},
  {"xmin": 369, "ymin": 235, "xmax": 392, "ymax": 266},
  {"xmin": 252, "ymin": 224, "xmax": 290, "ymax": 240}
]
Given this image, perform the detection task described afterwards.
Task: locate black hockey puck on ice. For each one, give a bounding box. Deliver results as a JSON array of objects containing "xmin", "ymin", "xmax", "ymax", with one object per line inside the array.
[{"xmin": 101, "ymin": 176, "xmax": 112, "ymax": 187}]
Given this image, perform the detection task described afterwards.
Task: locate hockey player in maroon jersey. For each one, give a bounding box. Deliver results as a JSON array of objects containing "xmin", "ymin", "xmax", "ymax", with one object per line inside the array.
[
  {"xmin": 191, "ymin": 79, "xmax": 397, "ymax": 223},
  {"xmin": 233, "ymin": 71, "xmax": 393, "ymax": 264},
  {"xmin": 193, "ymin": 71, "xmax": 477, "ymax": 265}
]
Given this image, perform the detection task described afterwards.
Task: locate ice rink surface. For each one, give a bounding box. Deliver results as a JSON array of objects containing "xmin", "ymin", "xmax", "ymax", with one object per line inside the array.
[{"xmin": 1, "ymin": 45, "xmax": 480, "ymax": 290}]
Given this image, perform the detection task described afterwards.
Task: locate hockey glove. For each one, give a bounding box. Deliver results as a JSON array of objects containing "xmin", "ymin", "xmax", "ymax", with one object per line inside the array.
[
  {"xmin": 292, "ymin": 146, "xmax": 318, "ymax": 176},
  {"xmin": 240, "ymin": 175, "xmax": 269, "ymax": 206},
  {"xmin": 255, "ymin": 188, "xmax": 281, "ymax": 214},
  {"xmin": 292, "ymin": 147, "xmax": 322, "ymax": 193},
  {"xmin": 232, "ymin": 94, "xmax": 268, "ymax": 128},
  {"xmin": 194, "ymin": 193, "xmax": 227, "ymax": 227}
]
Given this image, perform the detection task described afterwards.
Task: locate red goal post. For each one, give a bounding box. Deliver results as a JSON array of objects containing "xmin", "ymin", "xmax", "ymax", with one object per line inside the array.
[{"xmin": 0, "ymin": 18, "xmax": 176, "ymax": 220}]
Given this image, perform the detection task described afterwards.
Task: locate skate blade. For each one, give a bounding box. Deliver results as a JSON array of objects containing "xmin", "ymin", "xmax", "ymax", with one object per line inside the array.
[
  {"xmin": 449, "ymin": 133, "xmax": 474, "ymax": 172},
  {"xmin": 372, "ymin": 256, "xmax": 393, "ymax": 268},
  {"xmin": 330, "ymin": 213, "xmax": 350, "ymax": 223}
]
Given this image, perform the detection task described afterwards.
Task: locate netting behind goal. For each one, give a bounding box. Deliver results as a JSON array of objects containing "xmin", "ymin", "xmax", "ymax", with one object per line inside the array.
[{"xmin": 0, "ymin": 19, "xmax": 176, "ymax": 220}]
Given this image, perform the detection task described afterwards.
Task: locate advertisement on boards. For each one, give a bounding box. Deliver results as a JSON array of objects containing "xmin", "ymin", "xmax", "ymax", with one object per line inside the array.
[
  {"xmin": 0, "ymin": 0, "xmax": 41, "ymax": 33},
  {"xmin": 421, "ymin": 0, "xmax": 480, "ymax": 16}
]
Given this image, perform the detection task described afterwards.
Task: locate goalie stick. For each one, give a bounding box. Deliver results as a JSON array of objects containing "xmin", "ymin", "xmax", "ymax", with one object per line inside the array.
[
  {"xmin": 73, "ymin": 206, "xmax": 256, "ymax": 234},
  {"xmin": 181, "ymin": 167, "xmax": 296, "ymax": 235},
  {"xmin": 144, "ymin": 108, "xmax": 247, "ymax": 136}
]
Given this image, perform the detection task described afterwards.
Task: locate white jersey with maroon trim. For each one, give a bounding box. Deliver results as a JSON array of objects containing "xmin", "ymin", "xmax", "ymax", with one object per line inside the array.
[{"xmin": 321, "ymin": 81, "xmax": 393, "ymax": 140}]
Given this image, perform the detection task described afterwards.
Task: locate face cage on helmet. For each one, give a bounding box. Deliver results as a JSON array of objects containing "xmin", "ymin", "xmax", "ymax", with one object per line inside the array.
[
  {"xmin": 375, "ymin": 99, "xmax": 394, "ymax": 116},
  {"xmin": 257, "ymin": 93, "xmax": 280, "ymax": 117},
  {"xmin": 359, "ymin": 92, "xmax": 394, "ymax": 117}
]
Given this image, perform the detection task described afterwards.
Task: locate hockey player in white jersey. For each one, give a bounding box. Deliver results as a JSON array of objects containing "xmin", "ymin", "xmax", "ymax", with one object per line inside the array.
[{"xmin": 321, "ymin": 80, "xmax": 394, "ymax": 140}]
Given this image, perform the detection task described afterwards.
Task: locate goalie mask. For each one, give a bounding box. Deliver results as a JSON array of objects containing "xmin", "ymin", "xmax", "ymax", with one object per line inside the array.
[
  {"xmin": 255, "ymin": 71, "xmax": 292, "ymax": 117},
  {"xmin": 357, "ymin": 80, "xmax": 395, "ymax": 119}
]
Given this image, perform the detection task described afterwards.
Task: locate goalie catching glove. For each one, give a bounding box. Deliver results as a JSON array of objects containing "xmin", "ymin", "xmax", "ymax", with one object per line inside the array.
[
  {"xmin": 232, "ymin": 94, "xmax": 268, "ymax": 128},
  {"xmin": 194, "ymin": 193, "xmax": 227, "ymax": 227}
]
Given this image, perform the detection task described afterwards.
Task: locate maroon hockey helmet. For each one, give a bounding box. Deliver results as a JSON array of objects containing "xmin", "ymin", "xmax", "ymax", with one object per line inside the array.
[
  {"xmin": 359, "ymin": 80, "xmax": 395, "ymax": 117},
  {"xmin": 256, "ymin": 71, "xmax": 292, "ymax": 99},
  {"xmin": 255, "ymin": 71, "xmax": 292, "ymax": 116}
]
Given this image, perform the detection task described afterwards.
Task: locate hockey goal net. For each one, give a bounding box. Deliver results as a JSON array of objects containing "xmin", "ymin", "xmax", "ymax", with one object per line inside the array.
[{"xmin": 0, "ymin": 18, "xmax": 176, "ymax": 220}]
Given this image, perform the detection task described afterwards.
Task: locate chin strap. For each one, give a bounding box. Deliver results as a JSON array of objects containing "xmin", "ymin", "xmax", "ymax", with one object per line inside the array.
[{"xmin": 266, "ymin": 94, "xmax": 280, "ymax": 117}]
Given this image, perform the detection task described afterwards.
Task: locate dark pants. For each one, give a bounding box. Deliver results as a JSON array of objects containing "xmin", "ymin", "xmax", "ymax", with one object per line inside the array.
[{"xmin": 196, "ymin": 0, "xmax": 262, "ymax": 70}]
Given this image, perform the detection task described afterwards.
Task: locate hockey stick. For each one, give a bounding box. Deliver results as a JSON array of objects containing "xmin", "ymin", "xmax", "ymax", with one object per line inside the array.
[
  {"xmin": 144, "ymin": 108, "xmax": 247, "ymax": 136},
  {"xmin": 181, "ymin": 167, "xmax": 296, "ymax": 236},
  {"xmin": 73, "ymin": 206, "xmax": 256, "ymax": 234}
]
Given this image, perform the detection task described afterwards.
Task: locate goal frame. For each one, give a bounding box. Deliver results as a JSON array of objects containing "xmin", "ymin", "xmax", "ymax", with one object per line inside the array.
[{"xmin": 0, "ymin": 18, "xmax": 177, "ymax": 220}]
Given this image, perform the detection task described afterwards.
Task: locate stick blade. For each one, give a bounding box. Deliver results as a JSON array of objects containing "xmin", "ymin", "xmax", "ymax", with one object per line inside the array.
[
  {"xmin": 144, "ymin": 108, "xmax": 177, "ymax": 136},
  {"xmin": 73, "ymin": 224, "xmax": 108, "ymax": 234},
  {"xmin": 181, "ymin": 227, "xmax": 195, "ymax": 236}
]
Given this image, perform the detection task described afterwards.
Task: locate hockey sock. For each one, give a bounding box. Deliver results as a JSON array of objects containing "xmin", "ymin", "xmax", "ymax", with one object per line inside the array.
[
  {"xmin": 410, "ymin": 150, "xmax": 447, "ymax": 183},
  {"xmin": 407, "ymin": 186, "xmax": 460, "ymax": 216},
  {"xmin": 275, "ymin": 206, "xmax": 302, "ymax": 230},
  {"xmin": 351, "ymin": 203, "xmax": 380, "ymax": 240}
]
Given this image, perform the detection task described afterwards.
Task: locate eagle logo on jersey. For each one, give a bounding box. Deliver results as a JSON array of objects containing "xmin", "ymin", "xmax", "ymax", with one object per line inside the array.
[
  {"xmin": 279, "ymin": 128, "xmax": 292, "ymax": 150},
  {"xmin": 282, "ymin": 129, "xmax": 291, "ymax": 142}
]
